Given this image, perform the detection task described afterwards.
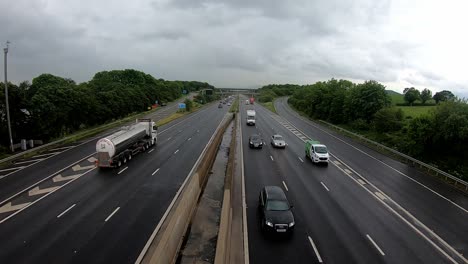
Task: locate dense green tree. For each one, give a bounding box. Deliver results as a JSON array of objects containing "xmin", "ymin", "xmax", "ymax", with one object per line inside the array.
[
  {"xmin": 420, "ymin": 88, "xmax": 432, "ymax": 105},
  {"xmin": 345, "ymin": 80, "xmax": 390, "ymax": 122},
  {"xmin": 403, "ymin": 87, "xmax": 420, "ymax": 106},
  {"xmin": 372, "ymin": 107, "xmax": 404, "ymax": 132},
  {"xmin": 433, "ymin": 90, "xmax": 455, "ymax": 104}
]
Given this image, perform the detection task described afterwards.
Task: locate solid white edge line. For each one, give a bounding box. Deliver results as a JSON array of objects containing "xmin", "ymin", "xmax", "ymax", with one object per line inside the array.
[
  {"xmin": 105, "ymin": 207, "xmax": 120, "ymax": 222},
  {"xmin": 0, "ymin": 167, "xmax": 25, "ymax": 172},
  {"xmin": 14, "ymin": 158, "xmax": 45, "ymax": 165},
  {"xmin": 117, "ymin": 167, "xmax": 128, "ymax": 175},
  {"xmin": 135, "ymin": 113, "xmax": 229, "ymax": 264},
  {"xmin": 152, "ymin": 168, "xmax": 160, "ymax": 176},
  {"xmin": 57, "ymin": 204, "xmax": 76, "ymax": 218},
  {"xmin": 240, "ymin": 110, "xmax": 250, "ymax": 264},
  {"xmin": 366, "ymin": 234, "xmax": 386, "ymax": 256},
  {"xmin": 320, "ymin": 182, "xmax": 330, "ymax": 192},
  {"xmin": 265, "ymin": 102, "xmax": 465, "ymax": 263},
  {"xmin": 0, "ymin": 167, "xmax": 97, "ymax": 224},
  {"xmin": 32, "ymin": 152, "xmax": 61, "ymax": 158},
  {"xmin": 298, "ymin": 157, "xmax": 304, "ymax": 163},
  {"xmin": 283, "ymin": 100, "xmax": 468, "ymax": 214},
  {"xmin": 331, "ymin": 157, "xmax": 461, "ymax": 264},
  {"xmin": 148, "ymin": 149, "xmax": 154, "ymax": 154},
  {"xmin": 0, "ymin": 100, "xmax": 209, "ymax": 181},
  {"xmin": 308, "ymin": 236, "xmax": 323, "ymax": 263},
  {"xmin": 282, "ymin": 181, "xmax": 289, "ymax": 192},
  {"xmin": 49, "ymin": 146, "xmax": 73, "ymax": 151},
  {"xmin": 0, "ymin": 153, "xmax": 97, "ymax": 208}
]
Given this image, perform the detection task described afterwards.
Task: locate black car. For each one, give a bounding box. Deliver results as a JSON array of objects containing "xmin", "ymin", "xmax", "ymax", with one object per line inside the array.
[
  {"xmin": 258, "ymin": 186, "xmax": 295, "ymax": 235},
  {"xmin": 249, "ymin": 134, "xmax": 264, "ymax": 148}
]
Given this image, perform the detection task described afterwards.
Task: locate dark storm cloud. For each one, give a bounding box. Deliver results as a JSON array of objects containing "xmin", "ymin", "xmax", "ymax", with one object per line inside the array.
[{"xmin": 0, "ymin": 0, "xmax": 466, "ymax": 97}]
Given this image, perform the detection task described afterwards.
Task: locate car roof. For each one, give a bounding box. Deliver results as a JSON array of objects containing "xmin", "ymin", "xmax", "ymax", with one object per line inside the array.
[
  {"xmin": 273, "ymin": 134, "xmax": 282, "ymax": 138},
  {"xmin": 250, "ymin": 134, "xmax": 260, "ymax": 138},
  {"xmin": 264, "ymin": 186, "xmax": 287, "ymax": 200}
]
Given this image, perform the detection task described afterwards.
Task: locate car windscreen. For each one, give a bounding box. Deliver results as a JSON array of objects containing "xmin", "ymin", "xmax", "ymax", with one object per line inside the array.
[
  {"xmin": 315, "ymin": 146, "xmax": 328, "ymax": 154},
  {"xmin": 266, "ymin": 200, "xmax": 290, "ymax": 211},
  {"xmin": 274, "ymin": 136, "xmax": 283, "ymax": 140}
]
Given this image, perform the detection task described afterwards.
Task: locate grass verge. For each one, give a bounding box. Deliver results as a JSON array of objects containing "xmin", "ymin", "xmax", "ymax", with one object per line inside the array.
[
  {"xmin": 260, "ymin": 101, "xmax": 277, "ymax": 114},
  {"xmin": 229, "ymin": 96, "xmax": 239, "ymax": 113}
]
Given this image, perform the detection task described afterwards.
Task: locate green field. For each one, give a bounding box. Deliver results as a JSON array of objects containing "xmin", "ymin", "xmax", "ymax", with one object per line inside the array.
[
  {"xmin": 398, "ymin": 106, "xmax": 434, "ymax": 118},
  {"xmin": 386, "ymin": 90, "xmax": 405, "ymax": 105}
]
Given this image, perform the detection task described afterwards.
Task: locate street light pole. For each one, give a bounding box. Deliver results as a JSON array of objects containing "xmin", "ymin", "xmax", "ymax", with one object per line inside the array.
[{"xmin": 4, "ymin": 41, "xmax": 14, "ymax": 152}]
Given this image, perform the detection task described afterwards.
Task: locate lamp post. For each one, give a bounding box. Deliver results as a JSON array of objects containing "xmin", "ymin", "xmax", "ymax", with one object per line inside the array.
[{"xmin": 4, "ymin": 41, "xmax": 13, "ymax": 152}]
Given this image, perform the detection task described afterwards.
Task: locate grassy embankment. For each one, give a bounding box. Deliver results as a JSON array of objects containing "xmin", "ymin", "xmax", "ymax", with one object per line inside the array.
[{"xmin": 261, "ymin": 101, "xmax": 277, "ymax": 114}]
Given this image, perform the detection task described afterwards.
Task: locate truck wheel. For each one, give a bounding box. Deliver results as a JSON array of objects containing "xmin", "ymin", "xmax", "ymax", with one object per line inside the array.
[
  {"xmin": 128, "ymin": 153, "xmax": 132, "ymax": 160},
  {"xmin": 117, "ymin": 160, "xmax": 122, "ymax": 168},
  {"xmin": 123, "ymin": 156, "xmax": 127, "ymax": 164},
  {"xmin": 142, "ymin": 144, "xmax": 146, "ymax": 151}
]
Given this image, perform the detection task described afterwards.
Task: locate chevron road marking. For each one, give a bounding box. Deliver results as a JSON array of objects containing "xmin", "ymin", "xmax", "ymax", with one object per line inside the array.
[
  {"xmin": 0, "ymin": 202, "xmax": 31, "ymax": 214},
  {"xmin": 28, "ymin": 186, "xmax": 59, "ymax": 196},
  {"xmin": 72, "ymin": 164, "xmax": 95, "ymax": 171},
  {"xmin": 53, "ymin": 174, "xmax": 81, "ymax": 183}
]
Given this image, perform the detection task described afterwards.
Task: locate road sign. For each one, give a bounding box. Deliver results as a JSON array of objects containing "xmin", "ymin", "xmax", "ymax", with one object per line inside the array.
[{"xmin": 178, "ymin": 103, "xmax": 186, "ymax": 109}]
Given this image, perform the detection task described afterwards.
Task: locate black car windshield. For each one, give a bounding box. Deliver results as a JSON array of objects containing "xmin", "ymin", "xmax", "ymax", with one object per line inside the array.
[
  {"xmin": 266, "ymin": 200, "xmax": 290, "ymax": 211},
  {"xmin": 274, "ymin": 136, "xmax": 283, "ymax": 140},
  {"xmin": 251, "ymin": 136, "xmax": 260, "ymax": 141},
  {"xmin": 315, "ymin": 146, "xmax": 328, "ymax": 154}
]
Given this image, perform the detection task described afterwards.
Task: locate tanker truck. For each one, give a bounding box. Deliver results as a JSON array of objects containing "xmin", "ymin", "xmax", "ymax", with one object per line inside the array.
[{"xmin": 96, "ymin": 118, "xmax": 158, "ymax": 168}]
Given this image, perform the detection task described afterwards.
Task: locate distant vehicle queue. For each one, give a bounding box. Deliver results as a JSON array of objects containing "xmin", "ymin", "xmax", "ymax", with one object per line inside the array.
[{"xmin": 244, "ymin": 108, "xmax": 329, "ymax": 165}]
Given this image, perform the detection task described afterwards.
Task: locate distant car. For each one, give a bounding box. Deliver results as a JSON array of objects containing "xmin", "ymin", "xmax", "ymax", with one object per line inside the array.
[
  {"xmin": 270, "ymin": 134, "xmax": 286, "ymax": 148},
  {"xmin": 249, "ymin": 134, "xmax": 264, "ymax": 148},
  {"xmin": 227, "ymin": 103, "xmax": 231, "ymax": 106},
  {"xmin": 258, "ymin": 186, "xmax": 295, "ymax": 235},
  {"xmin": 160, "ymin": 102, "xmax": 167, "ymax": 106},
  {"xmin": 218, "ymin": 103, "xmax": 223, "ymax": 108}
]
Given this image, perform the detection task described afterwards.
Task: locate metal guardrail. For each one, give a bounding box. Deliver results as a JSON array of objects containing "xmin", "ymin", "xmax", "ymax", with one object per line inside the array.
[
  {"xmin": 0, "ymin": 95, "xmax": 194, "ymax": 166},
  {"xmin": 318, "ymin": 120, "xmax": 468, "ymax": 191}
]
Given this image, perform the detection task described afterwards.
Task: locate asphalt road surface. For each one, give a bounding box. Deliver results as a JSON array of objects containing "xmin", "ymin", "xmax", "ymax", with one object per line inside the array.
[
  {"xmin": 0, "ymin": 101, "xmax": 228, "ymax": 264},
  {"xmin": 241, "ymin": 98, "xmax": 466, "ymax": 264}
]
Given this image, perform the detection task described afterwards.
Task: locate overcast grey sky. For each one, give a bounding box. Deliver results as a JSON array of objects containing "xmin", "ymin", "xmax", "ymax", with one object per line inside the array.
[{"xmin": 1, "ymin": 0, "xmax": 468, "ymax": 97}]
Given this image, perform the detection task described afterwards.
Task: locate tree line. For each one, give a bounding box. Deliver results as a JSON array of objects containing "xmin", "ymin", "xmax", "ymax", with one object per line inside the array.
[
  {"xmin": 0, "ymin": 69, "xmax": 214, "ymax": 150},
  {"xmin": 258, "ymin": 79, "xmax": 467, "ymax": 180},
  {"xmin": 403, "ymin": 87, "xmax": 455, "ymax": 105}
]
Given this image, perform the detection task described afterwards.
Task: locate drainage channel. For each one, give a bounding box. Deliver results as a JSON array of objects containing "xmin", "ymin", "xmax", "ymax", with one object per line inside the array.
[{"xmin": 177, "ymin": 119, "xmax": 234, "ymax": 264}]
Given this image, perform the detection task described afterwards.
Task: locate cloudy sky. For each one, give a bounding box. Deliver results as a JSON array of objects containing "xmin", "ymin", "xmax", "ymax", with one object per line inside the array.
[{"xmin": 1, "ymin": 0, "xmax": 468, "ymax": 97}]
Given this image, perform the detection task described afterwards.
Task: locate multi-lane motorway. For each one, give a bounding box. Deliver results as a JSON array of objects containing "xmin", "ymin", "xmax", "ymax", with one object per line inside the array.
[
  {"xmin": 241, "ymin": 97, "xmax": 468, "ymax": 264},
  {"xmin": 0, "ymin": 100, "xmax": 228, "ymax": 263},
  {"xmin": 0, "ymin": 94, "xmax": 467, "ymax": 264}
]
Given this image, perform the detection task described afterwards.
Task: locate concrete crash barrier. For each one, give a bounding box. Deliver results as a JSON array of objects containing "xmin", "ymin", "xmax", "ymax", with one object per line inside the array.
[
  {"xmin": 138, "ymin": 113, "xmax": 234, "ymax": 264},
  {"xmin": 215, "ymin": 113, "xmax": 246, "ymax": 264}
]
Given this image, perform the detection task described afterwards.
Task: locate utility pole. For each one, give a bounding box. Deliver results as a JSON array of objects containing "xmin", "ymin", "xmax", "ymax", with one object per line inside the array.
[{"xmin": 4, "ymin": 41, "xmax": 13, "ymax": 152}]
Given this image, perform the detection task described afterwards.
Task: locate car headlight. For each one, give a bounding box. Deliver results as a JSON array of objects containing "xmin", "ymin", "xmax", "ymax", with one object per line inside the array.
[
  {"xmin": 289, "ymin": 221, "xmax": 295, "ymax": 227},
  {"xmin": 266, "ymin": 221, "xmax": 273, "ymax": 227}
]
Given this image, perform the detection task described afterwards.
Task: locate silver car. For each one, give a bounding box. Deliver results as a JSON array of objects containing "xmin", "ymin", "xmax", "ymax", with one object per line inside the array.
[{"xmin": 271, "ymin": 135, "xmax": 286, "ymax": 148}]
